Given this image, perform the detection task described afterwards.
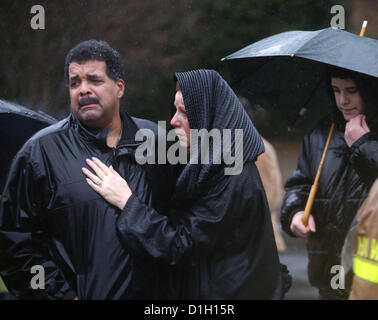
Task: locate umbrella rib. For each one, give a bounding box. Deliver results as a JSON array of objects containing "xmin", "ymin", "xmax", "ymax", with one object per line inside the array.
[
  {"xmin": 292, "ymin": 74, "xmax": 324, "ymax": 126},
  {"xmin": 292, "ymin": 29, "xmax": 327, "ymax": 57}
]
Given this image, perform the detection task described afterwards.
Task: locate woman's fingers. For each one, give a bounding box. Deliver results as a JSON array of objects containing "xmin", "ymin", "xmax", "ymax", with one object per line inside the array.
[
  {"xmin": 92, "ymin": 157, "xmax": 112, "ymax": 175},
  {"xmin": 85, "ymin": 158, "xmax": 107, "ymax": 180},
  {"xmin": 83, "ymin": 163, "xmax": 132, "ymax": 210},
  {"xmin": 109, "ymin": 165, "xmax": 122, "ymax": 178},
  {"xmin": 82, "ymin": 167, "xmax": 103, "ymax": 186},
  {"xmin": 84, "ymin": 159, "xmax": 122, "ymax": 189},
  {"xmin": 86, "ymin": 178, "xmax": 101, "ymax": 193}
]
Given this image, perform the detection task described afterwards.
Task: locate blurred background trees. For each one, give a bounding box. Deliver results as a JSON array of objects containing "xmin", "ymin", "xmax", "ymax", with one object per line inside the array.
[{"xmin": 0, "ymin": 0, "xmax": 376, "ymax": 138}]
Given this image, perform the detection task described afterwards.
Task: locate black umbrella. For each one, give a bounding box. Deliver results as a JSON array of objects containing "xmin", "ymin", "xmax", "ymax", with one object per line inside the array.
[
  {"xmin": 223, "ymin": 25, "xmax": 378, "ymax": 127},
  {"xmin": 0, "ymin": 99, "xmax": 57, "ymax": 192}
]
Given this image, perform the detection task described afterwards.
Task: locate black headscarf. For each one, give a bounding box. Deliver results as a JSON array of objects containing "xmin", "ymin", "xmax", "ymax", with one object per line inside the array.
[{"xmin": 173, "ymin": 69, "xmax": 264, "ymax": 197}]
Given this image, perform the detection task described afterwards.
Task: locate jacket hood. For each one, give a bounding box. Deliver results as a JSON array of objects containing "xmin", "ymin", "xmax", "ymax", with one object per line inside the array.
[{"xmin": 173, "ymin": 69, "xmax": 264, "ymax": 196}]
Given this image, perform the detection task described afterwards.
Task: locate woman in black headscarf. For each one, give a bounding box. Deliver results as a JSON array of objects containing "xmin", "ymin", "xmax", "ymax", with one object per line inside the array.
[{"xmin": 83, "ymin": 69, "xmax": 290, "ymax": 299}]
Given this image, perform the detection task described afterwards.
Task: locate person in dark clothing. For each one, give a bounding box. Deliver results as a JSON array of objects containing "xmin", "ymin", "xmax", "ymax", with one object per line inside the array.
[
  {"xmin": 281, "ymin": 66, "xmax": 378, "ymax": 299},
  {"xmin": 83, "ymin": 69, "xmax": 291, "ymax": 299},
  {"xmin": 0, "ymin": 40, "xmax": 173, "ymax": 299}
]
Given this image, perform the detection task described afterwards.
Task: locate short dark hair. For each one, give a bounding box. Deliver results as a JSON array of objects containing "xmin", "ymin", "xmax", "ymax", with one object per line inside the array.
[
  {"xmin": 64, "ymin": 40, "xmax": 125, "ymax": 85},
  {"xmin": 326, "ymin": 65, "xmax": 358, "ymax": 80},
  {"xmin": 326, "ymin": 65, "xmax": 378, "ymax": 125}
]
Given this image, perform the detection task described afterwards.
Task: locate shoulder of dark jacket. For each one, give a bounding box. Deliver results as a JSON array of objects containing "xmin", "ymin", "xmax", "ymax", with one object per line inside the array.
[
  {"xmin": 15, "ymin": 116, "xmax": 70, "ymax": 155},
  {"xmin": 207, "ymin": 159, "xmax": 256, "ymax": 190},
  {"xmin": 131, "ymin": 116, "xmax": 159, "ymax": 135}
]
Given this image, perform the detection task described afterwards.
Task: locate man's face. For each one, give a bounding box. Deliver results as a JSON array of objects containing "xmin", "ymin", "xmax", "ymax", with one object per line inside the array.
[
  {"xmin": 331, "ymin": 77, "xmax": 365, "ymax": 121},
  {"xmin": 171, "ymin": 90, "xmax": 190, "ymax": 148},
  {"xmin": 68, "ymin": 60, "xmax": 125, "ymax": 128}
]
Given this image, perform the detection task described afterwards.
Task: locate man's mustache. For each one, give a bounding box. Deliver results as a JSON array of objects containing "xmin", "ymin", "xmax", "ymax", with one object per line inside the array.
[{"xmin": 79, "ymin": 97, "xmax": 100, "ymax": 108}]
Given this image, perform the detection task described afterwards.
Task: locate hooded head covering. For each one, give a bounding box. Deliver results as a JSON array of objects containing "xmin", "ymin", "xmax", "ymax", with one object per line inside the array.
[
  {"xmin": 326, "ymin": 66, "xmax": 378, "ymax": 131},
  {"xmin": 173, "ymin": 69, "xmax": 264, "ymax": 197}
]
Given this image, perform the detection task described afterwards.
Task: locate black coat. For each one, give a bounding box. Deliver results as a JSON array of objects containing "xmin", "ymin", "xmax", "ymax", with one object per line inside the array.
[
  {"xmin": 281, "ymin": 114, "xmax": 378, "ymax": 298},
  {"xmin": 0, "ymin": 111, "xmax": 173, "ymax": 299},
  {"xmin": 119, "ymin": 160, "xmax": 285, "ymax": 299},
  {"xmin": 117, "ymin": 70, "xmax": 288, "ymax": 299}
]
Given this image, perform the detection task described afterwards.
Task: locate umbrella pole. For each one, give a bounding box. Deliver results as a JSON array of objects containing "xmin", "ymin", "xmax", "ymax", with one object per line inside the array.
[
  {"xmin": 302, "ymin": 123, "xmax": 335, "ymax": 226},
  {"xmin": 302, "ymin": 20, "xmax": 368, "ymax": 226},
  {"xmin": 360, "ymin": 21, "xmax": 368, "ymax": 36}
]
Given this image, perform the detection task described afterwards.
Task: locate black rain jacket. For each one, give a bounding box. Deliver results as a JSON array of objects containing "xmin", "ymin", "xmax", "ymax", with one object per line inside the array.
[
  {"xmin": 281, "ymin": 74, "xmax": 378, "ymax": 299},
  {"xmin": 117, "ymin": 70, "xmax": 290, "ymax": 299},
  {"xmin": 0, "ymin": 110, "xmax": 173, "ymax": 300}
]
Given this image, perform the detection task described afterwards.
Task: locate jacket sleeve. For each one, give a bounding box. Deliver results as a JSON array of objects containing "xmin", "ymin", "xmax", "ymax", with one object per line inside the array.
[
  {"xmin": 0, "ymin": 144, "xmax": 76, "ymax": 300},
  {"xmin": 349, "ymin": 132, "xmax": 378, "ymax": 188},
  {"xmin": 280, "ymin": 134, "xmax": 313, "ymax": 237},
  {"xmin": 116, "ymin": 163, "xmax": 264, "ymax": 266}
]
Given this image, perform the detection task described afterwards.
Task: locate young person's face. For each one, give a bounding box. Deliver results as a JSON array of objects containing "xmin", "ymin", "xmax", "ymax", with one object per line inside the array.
[
  {"xmin": 171, "ymin": 89, "xmax": 190, "ymax": 148},
  {"xmin": 331, "ymin": 77, "xmax": 365, "ymax": 121}
]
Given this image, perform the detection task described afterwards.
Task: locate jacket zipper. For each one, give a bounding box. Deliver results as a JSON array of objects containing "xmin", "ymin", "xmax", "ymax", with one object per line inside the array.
[
  {"xmin": 112, "ymin": 147, "xmax": 119, "ymax": 171},
  {"xmin": 112, "ymin": 142, "xmax": 143, "ymax": 170}
]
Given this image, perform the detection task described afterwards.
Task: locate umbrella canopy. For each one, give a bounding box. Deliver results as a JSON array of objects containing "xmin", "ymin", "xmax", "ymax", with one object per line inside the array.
[
  {"xmin": 0, "ymin": 99, "xmax": 57, "ymax": 192},
  {"xmin": 224, "ymin": 27, "xmax": 378, "ymax": 127}
]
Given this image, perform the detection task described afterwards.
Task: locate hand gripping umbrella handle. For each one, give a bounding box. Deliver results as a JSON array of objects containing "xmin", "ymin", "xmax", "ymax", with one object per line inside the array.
[{"xmin": 302, "ymin": 122, "xmax": 335, "ymax": 226}]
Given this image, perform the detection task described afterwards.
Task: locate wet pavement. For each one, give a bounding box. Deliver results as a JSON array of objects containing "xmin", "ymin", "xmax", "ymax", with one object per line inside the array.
[{"xmin": 278, "ymin": 233, "xmax": 318, "ymax": 300}]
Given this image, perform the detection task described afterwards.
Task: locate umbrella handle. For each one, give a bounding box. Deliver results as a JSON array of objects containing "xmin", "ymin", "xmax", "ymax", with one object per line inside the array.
[
  {"xmin": 302, "ymin": 122, "xmax": 335, "ymax": 226},
  {"xmin": 360, "ymin": 21, "xmax": 368, "ymax": 37},
  {"xmin": 302, "ymin": 184, "xmax": 318, "ymax": 226}
]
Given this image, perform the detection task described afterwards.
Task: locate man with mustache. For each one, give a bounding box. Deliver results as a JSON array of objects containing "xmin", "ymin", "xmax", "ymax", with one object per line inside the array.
[{"xmin": 0, "ymin": 40, "xmax": 172, "ymax": 299}]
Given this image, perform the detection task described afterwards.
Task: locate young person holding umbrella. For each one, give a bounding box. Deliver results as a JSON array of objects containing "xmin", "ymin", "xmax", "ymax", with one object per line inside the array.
[
  {"xmin": 280, "ymin": 66, "xmax": 378, "ymax": 299},
  {"xmin": 83, "ymin": 69, "xmax": 291, "ymax": 299}
]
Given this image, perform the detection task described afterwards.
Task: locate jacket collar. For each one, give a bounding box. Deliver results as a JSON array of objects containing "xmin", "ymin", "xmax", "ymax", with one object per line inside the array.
[{"xmin": 70, "ymin": 109, "xmax": 142, "ymax": 148}]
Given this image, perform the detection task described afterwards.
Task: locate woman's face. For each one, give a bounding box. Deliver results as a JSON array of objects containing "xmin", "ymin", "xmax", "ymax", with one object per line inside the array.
[
  {"xmin": 331, "ymin": 77, "xmax": 365, "ymax": 121},
  {"xmin": 171, "ymin": 90, "xmax": 191, "ymax": 147}
]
